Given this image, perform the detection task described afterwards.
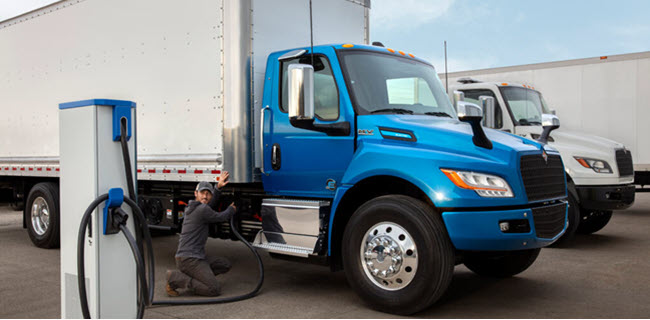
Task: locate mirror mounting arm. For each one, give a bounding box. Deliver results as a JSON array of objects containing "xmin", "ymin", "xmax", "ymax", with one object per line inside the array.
[
  {"xmin": 460, "ymin": 116, "xmax": 493, "ymax": 149},
  {"xmin": 537, "ymin": 125, "xmax": 559, "ymax": 145}
]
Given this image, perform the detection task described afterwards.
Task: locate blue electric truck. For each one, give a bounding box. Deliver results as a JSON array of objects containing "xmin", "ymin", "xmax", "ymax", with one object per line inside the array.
[{"xmin": 0, "ymin": 0, "xmax": 567, "ymax": 314}]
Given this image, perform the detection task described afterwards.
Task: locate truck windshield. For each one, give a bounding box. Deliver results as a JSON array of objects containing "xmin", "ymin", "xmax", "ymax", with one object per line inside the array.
[
  {"xmin": 338, "ymin": 50, "xmax": 457, "ymax": 118},
  {"xmin": 500, "ymin": 87, "xmax": 547, "ymax": 125}
]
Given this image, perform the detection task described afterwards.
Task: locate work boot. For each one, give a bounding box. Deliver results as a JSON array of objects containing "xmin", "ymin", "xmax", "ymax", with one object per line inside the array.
[{"xmin": 166, "ymin": 270, "xmax": 179, "ymax": 297}]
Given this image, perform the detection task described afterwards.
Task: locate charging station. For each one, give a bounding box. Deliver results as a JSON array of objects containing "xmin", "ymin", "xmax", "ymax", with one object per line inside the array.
[{"xmin": 59, "ymin": 99, "xmax": 138, "ymax": 318}]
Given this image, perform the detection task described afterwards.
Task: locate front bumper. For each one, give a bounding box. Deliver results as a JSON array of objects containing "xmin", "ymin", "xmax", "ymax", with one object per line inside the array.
[
  {"xmin": 442, "ymin": 202, "xmax": 567, "ymax": 251},
  {"xmin": 576, "ymin": 184, "xmax": 635, "ymax": 210}
]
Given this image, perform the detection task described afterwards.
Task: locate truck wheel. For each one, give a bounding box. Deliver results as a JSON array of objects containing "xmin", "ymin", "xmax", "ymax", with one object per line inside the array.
[
  {"xmin": 463, "ymin": 248, "xmax": 541, "ymax": 278},
  {"xmin": 576, "ymin": 210, "xmax": 612, "ymax": 234},
  {"xmin": 25, "ymin": 183, "xmax": 60, "ymax": 248},
  {"xmin": 342, "ymin": 195, "xmax": 454, "ymax": 315},
  {"xmin": 549, "ymin": 193, "xmax": 579, "ymax": 247}
]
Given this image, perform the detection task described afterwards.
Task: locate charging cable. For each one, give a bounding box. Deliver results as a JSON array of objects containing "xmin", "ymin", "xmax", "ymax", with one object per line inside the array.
[{"xmin": 77, "ymin": 117, "xmax": 265, "ymax": 318}]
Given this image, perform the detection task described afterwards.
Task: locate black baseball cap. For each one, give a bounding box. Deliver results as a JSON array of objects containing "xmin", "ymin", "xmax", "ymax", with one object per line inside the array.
[{"xmin": 195, "ymin": 181, "xmax": 213, "ymax": 194}]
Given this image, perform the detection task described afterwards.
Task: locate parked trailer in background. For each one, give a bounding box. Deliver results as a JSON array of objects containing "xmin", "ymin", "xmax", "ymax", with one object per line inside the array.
[
  {"xmin": 1, "ymin": 0, "xmax": 569, "ymax": 314},
  {"xmin": 443, "ymin": 51, "xmax": 650, "ymax": 190}
]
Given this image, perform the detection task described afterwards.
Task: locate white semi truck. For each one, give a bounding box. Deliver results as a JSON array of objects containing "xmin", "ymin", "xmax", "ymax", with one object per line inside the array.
[
  {"xmin": 450, "ymin": 78, "xmax": 635, "ymax": 243},
  {"xmin": 443, "ymin": 51, "xmax": 650, "ymax": 189}
]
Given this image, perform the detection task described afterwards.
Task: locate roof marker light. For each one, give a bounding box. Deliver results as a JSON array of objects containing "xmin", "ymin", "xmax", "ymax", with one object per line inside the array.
[
  {"xmin": 501, "ymin": 83, "xmax": 508, "ymax": 86},
  {"xmin": 398, "ymin": 51, "xmax": 406, "ymax": 56},
  {"xmin": 342, "ymin": 44, "xmax": 354, "ymax": 48},
  {"xmin": 387, "ymin": 48, "xmax": 395, "ymax": 53},
  {"xmin": 408, "ymin": 53, "xmax": 415, "ymax": 58}
]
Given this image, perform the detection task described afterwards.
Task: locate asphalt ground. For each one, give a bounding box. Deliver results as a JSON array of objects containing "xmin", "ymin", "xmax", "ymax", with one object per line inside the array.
[{"xmin": 1, "ymin": 194, "xmax": 649, "ymax": 318}]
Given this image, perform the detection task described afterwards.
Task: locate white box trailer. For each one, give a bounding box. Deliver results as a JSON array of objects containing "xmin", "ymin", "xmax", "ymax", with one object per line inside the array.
[
  {"xmin": 442, "ymin": 51, "xmax": 650, "ymax": 187},
  {"xmin": 0, "ymin": 0, "xmax": 369, "ymax": 246}
]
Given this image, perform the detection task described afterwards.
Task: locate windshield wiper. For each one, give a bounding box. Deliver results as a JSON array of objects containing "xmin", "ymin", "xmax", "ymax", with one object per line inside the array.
[
  {"xmin": 370, "ymin": 108, "xmax": 413, "ymax": 115},
  {"xmin": 424, "ymin": 112, "xmax": 452, "ymax": 118}
]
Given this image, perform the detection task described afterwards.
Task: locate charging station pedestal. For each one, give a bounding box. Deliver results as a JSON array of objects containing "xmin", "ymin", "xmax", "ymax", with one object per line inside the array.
[{"xmin": 59, "ymin": 99, "xmax": 137, "ymax": 318}]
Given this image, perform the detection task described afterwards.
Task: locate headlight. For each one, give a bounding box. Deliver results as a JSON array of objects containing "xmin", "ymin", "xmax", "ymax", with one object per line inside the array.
[
  {"xmin": 574, "ymin": 157, "xmax": 612, "ymax": 173},
  {"xmin": 441, "ymin": 169, "xmax": 514, "ymax": 198}
]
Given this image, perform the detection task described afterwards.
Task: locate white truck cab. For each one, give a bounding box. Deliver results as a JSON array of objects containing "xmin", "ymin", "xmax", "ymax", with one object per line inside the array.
[{"xmin": 451, "ymin": 78, "xmax": 635, "ymax": 244}]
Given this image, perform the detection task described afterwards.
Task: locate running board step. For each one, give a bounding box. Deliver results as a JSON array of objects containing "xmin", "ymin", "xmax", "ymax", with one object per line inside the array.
[{"xmin": 252, "ymin": 242, "xmax": 313, "ymax": 258}]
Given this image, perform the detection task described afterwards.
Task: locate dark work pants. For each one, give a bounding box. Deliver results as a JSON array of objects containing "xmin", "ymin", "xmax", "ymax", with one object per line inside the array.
[{"xmin": 168, "ymin": 256, "xmax": 231, "ymax": 296}]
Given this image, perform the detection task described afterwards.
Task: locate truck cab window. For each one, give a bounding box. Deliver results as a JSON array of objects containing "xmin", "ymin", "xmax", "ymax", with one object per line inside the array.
[
  {"xmin": 386, "ymin": 77, "xmax": 437, "ymax": 106},
  {"xmin": 461, "ymin": 89, "xmax": 503, "ymax": 128},
  {"xmin": 280, "ymin": 55, "xmax": 339, "ymax": 121},
  {"xmin": 500, "ymin": 87, "xmax": 544, "ymax": 126}
]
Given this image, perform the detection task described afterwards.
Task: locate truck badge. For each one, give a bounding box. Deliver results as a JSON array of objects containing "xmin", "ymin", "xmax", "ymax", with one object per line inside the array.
[
  {"xmin": 326, "ymin": 179, "xmax": 337, "ymax": 191},
  {"xmin": 542, "ymin": 151, "xmax": 548, "ymax": 164},
  {"xmin": 358, "ymin": 129, "xmax": 374, "ymax": 136}
]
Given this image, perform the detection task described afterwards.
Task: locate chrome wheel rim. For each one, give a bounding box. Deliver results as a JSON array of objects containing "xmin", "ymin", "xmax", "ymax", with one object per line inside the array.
[
  {"xmin": 360, "ymin": 222, "xmax": 418, "ymax": 291},
  {"xmin": 31, "ymin": 197, "xmax": 50, "ymax": 236}
]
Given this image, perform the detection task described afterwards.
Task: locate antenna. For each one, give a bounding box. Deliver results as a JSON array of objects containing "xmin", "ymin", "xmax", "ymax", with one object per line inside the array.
[
  {"xmin": 444, "ymin": 40, "xmax": 449, "ymax": 94},
  {"xmin": 309, "ymin": 0, "xmax": 314, "ymax": 66}
]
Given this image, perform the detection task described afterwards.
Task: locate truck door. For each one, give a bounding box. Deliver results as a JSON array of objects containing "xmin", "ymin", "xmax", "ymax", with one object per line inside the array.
[{"xmin": 262, "ymin": 47, "xmax": 355, "ymax": 198}]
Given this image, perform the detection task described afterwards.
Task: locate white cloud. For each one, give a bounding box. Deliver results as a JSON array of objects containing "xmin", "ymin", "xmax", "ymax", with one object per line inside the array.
[{"xmin": 371, "ymin": 0, "xmax": 456, "ymax": 30}]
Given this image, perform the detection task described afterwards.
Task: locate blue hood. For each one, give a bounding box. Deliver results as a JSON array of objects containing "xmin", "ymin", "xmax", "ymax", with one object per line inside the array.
[
  {"xmin": 344, "ymin": 115, "xmax": 561, "ymax": 208},
  {"xmin": 358, "ymin": 115, "xmax": 544, "ymax": 163}
]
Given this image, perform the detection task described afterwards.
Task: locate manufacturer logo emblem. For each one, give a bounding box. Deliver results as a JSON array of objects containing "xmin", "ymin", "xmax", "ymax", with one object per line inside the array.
[
  {"xmin": 358, "ymin": 129, "xmax": 374, "ymax": 136},
  {"xmin": 326, "ymin": 179, "xmax": 337, "ymax": 191},
  {"xmin": 542, "ymin": 151, "xmax": 548, "ymax": 164}
]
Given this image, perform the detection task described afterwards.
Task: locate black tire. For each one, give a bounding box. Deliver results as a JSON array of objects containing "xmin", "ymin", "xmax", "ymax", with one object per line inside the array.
[
  {"xmin": 25, "ymin": 183, "xmax": 60, "ymax": 248},
  {"xmin": 463, "ymin": 248, "xmax": 541, "ymax": 278},
  {"xmin": 549, "ymin": 193, "xmax": 579, "ymax": 247},
  {"xmin": 342, "ymin": 195, "xmax": 454, "ymax": 315},
  {"xmin": 576, "ymin": 210, "xmax": 612, "ymax": 234}
]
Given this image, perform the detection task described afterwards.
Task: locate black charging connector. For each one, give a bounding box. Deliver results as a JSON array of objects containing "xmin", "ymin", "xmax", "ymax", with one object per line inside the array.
[{"xmin": 105, "ymin": 208, "xmax": 129, "ymax": 235}]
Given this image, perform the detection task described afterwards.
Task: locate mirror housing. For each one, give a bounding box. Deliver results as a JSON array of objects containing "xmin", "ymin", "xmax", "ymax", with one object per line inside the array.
[
  {"xmin": 537, "ymin": 114, "xmax": 560, "ymax": 144},
  {"xmin": 452, "ymin": 90, "xmax": 465, "ymax": 108},
  {"xmin": 479, "ymin": 96, "xmax": 496, "ymax": 128},
  {"xmin": 457, "ymin": 101, "xmax": 483, "ymax": 119},
  {"xmin": 288, "ymin": 64, "xmax": 315, "ymax": 121},
  {"xmin": 457, "ymin": 101, "xmax": 492, "ymax": 149},
  {"xmin": 286, "ymin": 63, "xmax": 350, "ymax": 136}
]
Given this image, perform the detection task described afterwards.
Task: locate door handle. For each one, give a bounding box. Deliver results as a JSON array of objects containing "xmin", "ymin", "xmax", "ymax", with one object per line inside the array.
[
  {"xmin": 272, "ymin": 143, "xmax": 281, "ymax": 170},
  {"xmin": 260, "ymin": 106, "xmax": 270, "ymax": 175}
]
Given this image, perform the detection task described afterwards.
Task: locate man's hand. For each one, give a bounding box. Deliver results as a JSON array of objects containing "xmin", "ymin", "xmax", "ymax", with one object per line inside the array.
[
  {"xmin": 217, "ymin": 171, "xmax": 230, "ymax": 189},
  {"xmin": 229, "ymin": 202, "xmax": 236, "ymax": 210}
]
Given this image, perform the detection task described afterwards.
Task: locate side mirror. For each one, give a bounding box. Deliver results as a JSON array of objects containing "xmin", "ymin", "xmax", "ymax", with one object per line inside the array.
[
  {"xmin": 453, "ymin": 90, "xmax": 465, "ymax": 108},
  {"xmin": 537, "ymin": 114, "xmax": 560, "ymax": 144},
  {"xmin": 457, "ymin": 101, "xmax": 492, "ymax": 149},
  {"xmin": 456, "ymin": 101, "xmax": 483, "ymax": 119},
  {"xmin": 479, "ymin": 96, "xmax": 496, "ymax": 128},
  {"xmin": 288, "ymin": 64, "xmax": 314, "ymax": 121},
  {"xmin": 549, "ymin": 109, "xmax": 557, "ymax": 115},
  {"xmin": 542, "ymin": 113, "xmax": 560, "ymax": 127},
  {"xmin": 286, "ymin": 63, "xmax": 351, "ymax": 137}
]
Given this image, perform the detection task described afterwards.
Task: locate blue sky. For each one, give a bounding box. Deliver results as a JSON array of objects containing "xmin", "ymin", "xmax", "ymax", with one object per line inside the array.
[
  {"xmin": 2, "ymin": 0, "xmax": 650, "ymax": 72},
  {"xmin": 370, "ymin": 0, "xmax": 650, "ymax": 71}
]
